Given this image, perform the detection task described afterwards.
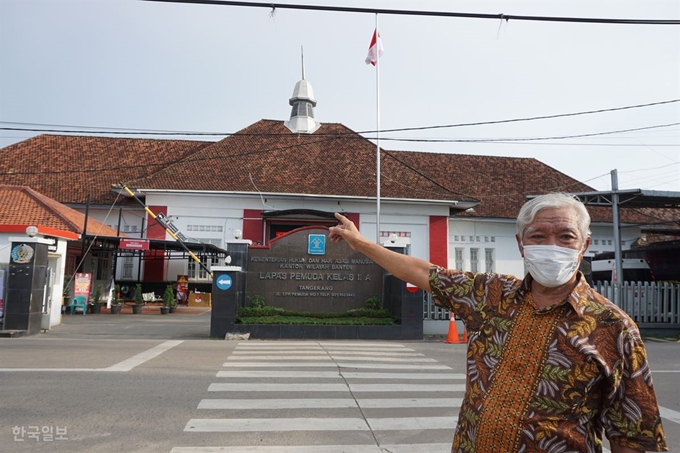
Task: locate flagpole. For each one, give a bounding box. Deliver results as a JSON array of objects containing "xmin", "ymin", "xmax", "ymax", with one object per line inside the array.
[{"xmin": 375, "ymin": 13, "xmax": 381, "ymax": 244}]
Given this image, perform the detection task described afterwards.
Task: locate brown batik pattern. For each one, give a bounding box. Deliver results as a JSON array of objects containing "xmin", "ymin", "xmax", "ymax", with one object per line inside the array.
[
  {"xmin": 475, "ymin": 299, "xmax": 564, "ymax": 452},
  {"xmin": 429, "ymin": 267, "xmax": 668, "ymax": 453}
]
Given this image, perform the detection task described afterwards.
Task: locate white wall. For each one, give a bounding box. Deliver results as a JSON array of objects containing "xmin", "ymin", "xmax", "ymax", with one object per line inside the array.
[
  {"xmin": 101, "ymin": 191, "xmax": 645, "ymax": 284},
  {"xmin": 449, "ymin": 218, "xmax": 524, "ymax": 277}
]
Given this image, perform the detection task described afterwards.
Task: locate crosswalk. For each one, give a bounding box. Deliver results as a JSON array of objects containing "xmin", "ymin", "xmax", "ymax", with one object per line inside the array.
[
  {"xmin": 171, "ymin": 341, "xmax": 461, "ymax": 452},
  {"xmin": 169, "ymin": 341, "xmax": 630, "ymax": 453}
]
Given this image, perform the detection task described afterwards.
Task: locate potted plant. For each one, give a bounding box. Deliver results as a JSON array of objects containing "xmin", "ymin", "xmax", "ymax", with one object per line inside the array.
[
  {"xmin": 90, "ymin": 284, "xmax": 104, "ymax": 314},
  {"xmin": 132, "ymin": 283, "xmax": 144, "ymax": 314},
  {"xmin": 162, "ymin": 285, "xmax": 177, "ymax": 313},
  {"xmin": 160, "ymin": 285, "xmax": 173, "ymax": 315},
  {"xmin": 62, "ymin": 285, "xmax": 71, "ymax": 314},
  {"xmin": 110, "ymin": 284, "xmax": 122, "ymax": 314}
]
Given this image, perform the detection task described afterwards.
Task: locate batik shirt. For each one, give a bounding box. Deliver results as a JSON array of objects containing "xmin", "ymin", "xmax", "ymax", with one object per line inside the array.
[{"xmin": 429, "ymin": 267, "xmax": 667, "ymax": 453}]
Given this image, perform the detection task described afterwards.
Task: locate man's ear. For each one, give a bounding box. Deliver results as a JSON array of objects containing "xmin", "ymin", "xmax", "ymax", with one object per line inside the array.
[
  {"xmin": 581, "ymin": 236, "xmax": 592, "ymax": 257},
  {"xmin": 515, "ymin": 234, "xmax": 524, "ymax": 257}
]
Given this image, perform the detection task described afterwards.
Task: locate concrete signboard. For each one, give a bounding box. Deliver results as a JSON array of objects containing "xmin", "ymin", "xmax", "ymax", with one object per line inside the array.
[{"xmin": 246, "ymin": 227, "xmax": 382, "ymax": 312}]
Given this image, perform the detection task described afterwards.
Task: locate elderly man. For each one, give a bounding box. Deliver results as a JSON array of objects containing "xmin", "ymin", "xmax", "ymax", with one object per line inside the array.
[{"xmin": 329, "ymin": 193, "xmax": 667, "ymax": 453}]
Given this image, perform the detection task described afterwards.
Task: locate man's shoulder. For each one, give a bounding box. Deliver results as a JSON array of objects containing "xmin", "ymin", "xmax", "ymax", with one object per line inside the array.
[{"xmin": 575, "ymin": 284, "xmax": 638, "ymax": 330}]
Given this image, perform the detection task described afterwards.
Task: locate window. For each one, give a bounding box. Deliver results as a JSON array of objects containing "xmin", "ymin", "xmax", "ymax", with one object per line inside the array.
[
  {"xmin": 455, "ymin": 248, "xmax": 463, "ymax": 270},
  {"xmin": 188, "ymin": 256, "xmax": 216, "ymax": 280},
  {"xmin": 470, "ymin": 248, "xmax": 479, "ymax": 273},
  {"xmin": 454, "ymin": 235, "xmax": 459, "ymax": 242},
  {"xmin": 594, "ymin": 239, "xmax": 599, "ymax": 245},
  {"xmin": 485, "ymin": 248, "xmax": 495, "ymax": 272},
  {"xmin": 122, "ymin": 255, "xmax": 134, "ymax": 279}
]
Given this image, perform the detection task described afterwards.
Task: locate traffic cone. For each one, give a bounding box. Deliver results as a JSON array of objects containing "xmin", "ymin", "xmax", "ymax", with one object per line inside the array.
[{"xmin": 444, "ymin": 316, "xmax": 461, "ymax": 344}]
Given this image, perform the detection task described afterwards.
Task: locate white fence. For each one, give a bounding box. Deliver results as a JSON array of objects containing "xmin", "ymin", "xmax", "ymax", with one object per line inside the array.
[
  {"xmin": 423, "ymin": 282, "xmax": 680, "ymax": 328},
  {"xmin": 594, "ymin": 281, "xmax": 680, "ymax": 327}
]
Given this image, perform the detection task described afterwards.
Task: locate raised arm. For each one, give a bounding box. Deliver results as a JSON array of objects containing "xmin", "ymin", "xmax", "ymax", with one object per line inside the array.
[{"xmin": 328, "ymin": 213, "xmax": 433, "ymax": 293}]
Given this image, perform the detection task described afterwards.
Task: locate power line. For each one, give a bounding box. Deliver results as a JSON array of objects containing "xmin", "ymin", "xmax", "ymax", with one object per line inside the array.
[
  {"xmin": 140, "ymin": 0, "xmax": 680, "ymax": 25},
  {"xmin": 366, "ymin": 122, "xmax": 680, "ymax": 144},
  {"xmin": 2, "ymin": 99, "xmax": 679, "ymax": 138},
  {"xmin": 370, "ymin": 99, "xmax": 680, "ymax": 134}
]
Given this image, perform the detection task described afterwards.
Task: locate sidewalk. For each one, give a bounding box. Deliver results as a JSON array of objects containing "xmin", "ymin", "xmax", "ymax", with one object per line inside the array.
[{"xmin": 44, "ymin": 305, "xmax": 213, "ymax": 340}]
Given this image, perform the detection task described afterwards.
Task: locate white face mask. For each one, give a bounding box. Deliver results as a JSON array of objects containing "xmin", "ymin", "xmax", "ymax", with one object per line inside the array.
[{"xmin": 522, "ymin": 244, "xmax": 581, "ymax": 288}]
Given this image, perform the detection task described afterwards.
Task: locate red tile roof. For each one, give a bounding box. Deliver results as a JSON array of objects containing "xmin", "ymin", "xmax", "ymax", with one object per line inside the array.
[
  {"xmin": 0, "ymin": 185, "xmax": 121, "ymax": 239},
  {"xmin": 0, "ymin": 134, "xmax": 209, "ymax": 204},
  {"xmin": 0, "ymin": 121, "xmax": 674, "ymax": 227}
]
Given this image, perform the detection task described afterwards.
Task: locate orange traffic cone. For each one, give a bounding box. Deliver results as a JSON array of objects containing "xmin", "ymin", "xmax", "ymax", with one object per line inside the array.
[{"xmin": 444, "ymin": 316, "xmax": 461, "ymax": 344}]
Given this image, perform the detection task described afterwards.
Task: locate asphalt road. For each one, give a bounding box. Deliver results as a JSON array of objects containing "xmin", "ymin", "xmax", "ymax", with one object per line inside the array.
[{"xmin": 0, "ymin": 311, "xmax": 677, "ymax": 453}]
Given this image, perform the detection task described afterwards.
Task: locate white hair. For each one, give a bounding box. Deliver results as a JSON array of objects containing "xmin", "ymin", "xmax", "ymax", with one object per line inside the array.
[{"xmin": 516, "ymin": 193, "xmax": 591, "ymax": 242}]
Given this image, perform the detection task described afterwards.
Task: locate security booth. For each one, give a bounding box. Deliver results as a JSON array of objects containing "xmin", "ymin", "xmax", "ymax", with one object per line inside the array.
[{"xmin": 3, "ymin": 236, "xmax": 51, "ymax": 335}]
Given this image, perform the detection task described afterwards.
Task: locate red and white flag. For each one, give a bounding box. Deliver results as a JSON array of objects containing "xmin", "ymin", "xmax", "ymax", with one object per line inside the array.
[{"xmin": 365, "ymin": 29, "xmax": 384, "ymax": 66}]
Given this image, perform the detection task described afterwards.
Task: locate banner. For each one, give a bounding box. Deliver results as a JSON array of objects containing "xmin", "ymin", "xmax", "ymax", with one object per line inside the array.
[
  {"xmin": 177, "ymin": 275, "xmax": 189, "ymax": 306},
  {"xmin": 74, "ymin": 273, "xmax": 92, "ymax": 303}
]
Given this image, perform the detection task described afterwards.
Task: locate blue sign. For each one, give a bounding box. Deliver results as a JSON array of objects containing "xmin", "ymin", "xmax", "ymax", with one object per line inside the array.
[
  {"xmin": 308, "ymin": 234, "xmax": 326, "ymax": 255},
  {"xmin": 216, "ymin": 274, "xmax": 233, "ymax": 290}
]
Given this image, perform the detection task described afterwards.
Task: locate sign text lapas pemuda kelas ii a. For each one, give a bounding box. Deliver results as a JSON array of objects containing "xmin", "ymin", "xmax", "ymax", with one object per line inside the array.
[{"xmin": 246, "ymin": 227, "xmax": 382, "ymax": 312}]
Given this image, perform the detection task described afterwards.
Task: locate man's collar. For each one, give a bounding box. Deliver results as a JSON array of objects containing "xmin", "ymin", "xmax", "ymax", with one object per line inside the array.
[{"xmin": 519, "ymin": 272, "xmax": 589, "ymax": 317}]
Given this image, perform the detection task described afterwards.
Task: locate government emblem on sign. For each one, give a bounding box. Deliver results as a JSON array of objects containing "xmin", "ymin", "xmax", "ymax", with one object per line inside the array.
[
  {"xmin": 308, "ymin": 234, "xmax": 326, "ymax": 255},
  {"xmin": 11, "ymin": 243, "xmax": 34, "ymax": 264}
]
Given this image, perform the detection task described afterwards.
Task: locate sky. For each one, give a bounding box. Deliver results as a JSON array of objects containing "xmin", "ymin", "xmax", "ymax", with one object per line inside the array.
[{"xmin": 1, "ymin": 0, "xmax": 679, "ymax": 193}]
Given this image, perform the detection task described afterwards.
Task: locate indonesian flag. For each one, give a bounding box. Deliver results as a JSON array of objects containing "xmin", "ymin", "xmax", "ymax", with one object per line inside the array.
[{"xmin": 365, "ymin": 29, "xmax": 384, "ymax": 66}]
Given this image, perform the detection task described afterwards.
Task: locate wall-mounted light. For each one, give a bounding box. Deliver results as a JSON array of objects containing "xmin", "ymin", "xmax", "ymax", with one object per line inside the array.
[
  {"xmin": 225, "ymin": 255, "xmax": 232, "ymax": 264},
  {"xmin": 233, "ymin": 229, "xmax": 243, "ymax": 240},
  {"xmin": 389, "ymin": 233, "xmax": 398, "ymax": 243},
  {"xmin": 25, "ymin": 225, "xmax": 39, "ymax": 237}
]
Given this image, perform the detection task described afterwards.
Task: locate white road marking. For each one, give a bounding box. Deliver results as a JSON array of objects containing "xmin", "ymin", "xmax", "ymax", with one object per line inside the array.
[
  {"xmin": 231, "ymin": 350, "xmax": 424, "ymax": 357},
  {"xmin": 367, "ymin": 416, "xmax": 457, "ymax": 430},
  {"xmin": 221, "ymin": 362, "xmax": 451, "ymax": 370},
  {"xmin": 207, "ymin": 383, "xmax": 465, "ymax": 392},
  {"xmin": 215, "ymin": 370, "xmax": 461, "ymax": 379},
  {"xmin": 660, "ymin": 406, "xmax": 680, "ymax": 424},
  {"xmin": 235, "ymin": 346, "xmax": 414, "ymax": 352},
  {"xmin": 103, "ymin": 340, "xmax": 183, "ymax": 371},
  {"xmin": 184, "ymin": 417, "xmax": 369, "ymax": 432},
  {"xmin": 197, "ymin": 398, "xmax": 463, "ymax": 410},
  {"xmin": 208, "ymin": 383, "xmax": 350, "ymax": 392},
  {"xmin": 198, "ymin": 398, "xmax": 358, "ymax": 409},
  {"xmin": 342, "ymin": 372, "xmax": 464, "ymax": 380},
  {"xmin": 358, "ymin": 398, "xmax": 463, "ymax": 408},
  {"xmin": 350, "ymin": 384, "xmax": 465, "ymax": 392},
  {"xmin": 225, "ymin": 355, "xmax": 435, "ymax": 362},
  {"xmin": 226, "ymin": 355, "xmax": 333, "ymax": 361},
  {"xmin": 330, "ymin": 356, "xmax": 437, "ymax": 362},
  {"xmin": 185, "ymin": 416, "xmax": 457, "ymax": 432},
  {"xmin": 171, "ymin": 443, "xmax": 452, "ymax": 452},
  {"xmin": 0, "ymin": 340, "xmax": 183, "ymax": 373},
  {"xmin": 237, "ymin": 342, "xmax": 406, "ymax": 347},
  {"xmin": 217, "ymin": 370, "xmax": 343, "ymax": 378}
]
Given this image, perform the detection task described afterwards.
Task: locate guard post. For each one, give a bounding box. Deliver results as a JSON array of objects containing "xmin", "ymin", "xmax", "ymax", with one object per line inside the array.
[
  {"xmin": 4, "ymin": 236, "xmax": 51, "ymax": 336},
  {"xmin": 210, "ymin": 265, "xmax": 244, "ymax": 338}
]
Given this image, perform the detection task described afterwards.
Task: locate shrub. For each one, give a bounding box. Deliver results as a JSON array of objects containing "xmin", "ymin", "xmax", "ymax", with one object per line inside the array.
[
  {"xmin": 364, "ymin": 296, "xmax": 382, "ymax": 310},
  {"xmin": 248, "ymin": 295, "xmax": 266, "ymax": 308},
  {"xmin": 135, "ymin": 283, "xmax": 144, "ymax": 305},
  {"xmin": 162, "ymin": 285, "xmax": 174, "ymax": 307}
]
